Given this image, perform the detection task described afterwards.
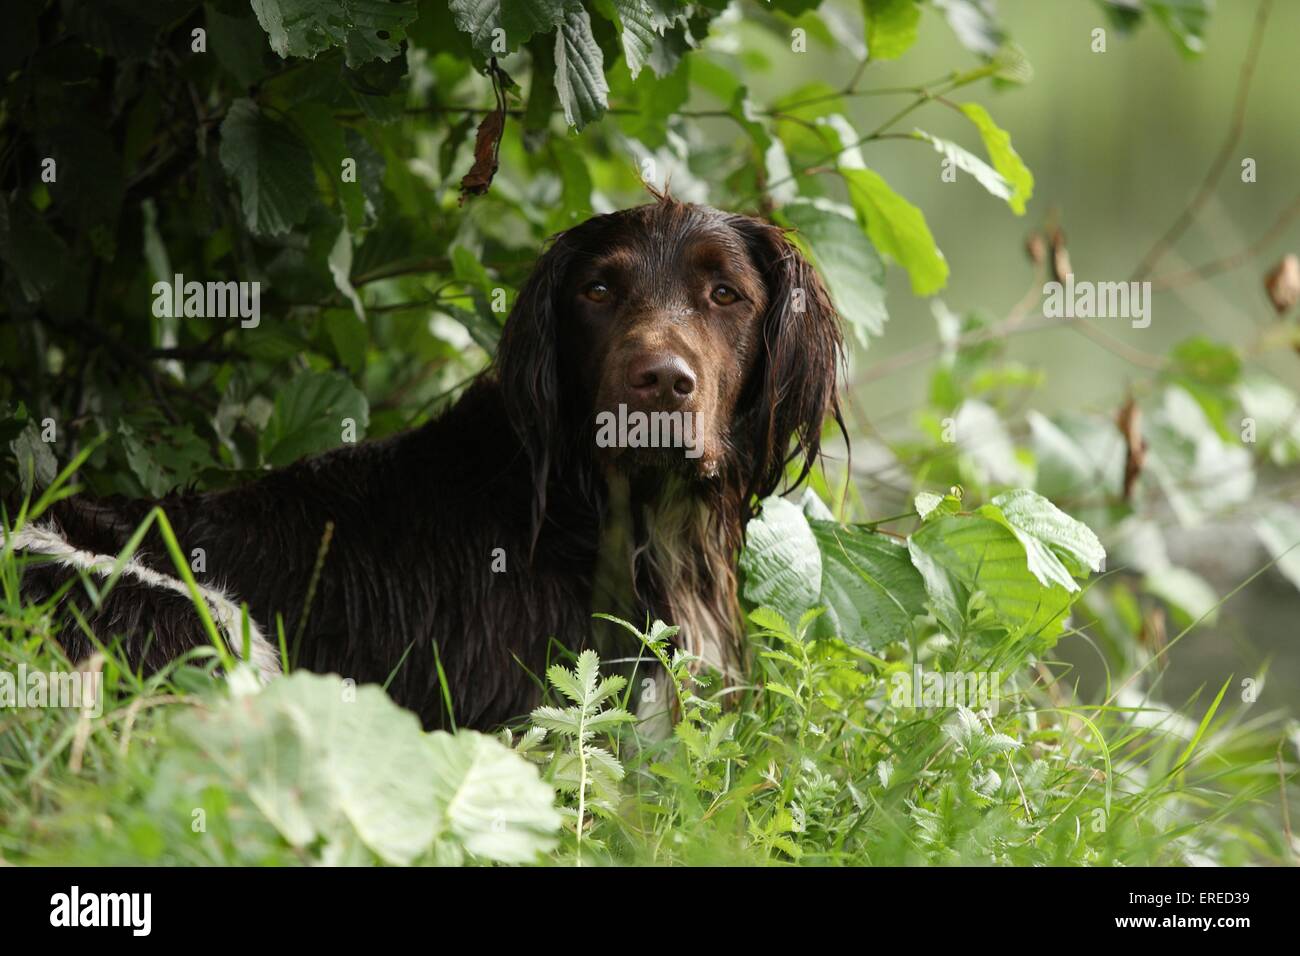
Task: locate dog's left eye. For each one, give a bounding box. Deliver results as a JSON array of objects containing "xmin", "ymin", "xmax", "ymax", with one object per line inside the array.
[
  {"xmin": 582, "ymin": 282, "xmax": 612, "ymax": 303},
  {"xmin": 711, "ymin": 285, "xmax": 740, "ymax": 305}
]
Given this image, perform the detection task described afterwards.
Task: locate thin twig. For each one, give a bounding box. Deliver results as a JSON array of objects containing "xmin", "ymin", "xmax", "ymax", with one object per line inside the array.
[{"xmin": 1130, "ymin": 0, "xmax": 1274, "ymax": 281}]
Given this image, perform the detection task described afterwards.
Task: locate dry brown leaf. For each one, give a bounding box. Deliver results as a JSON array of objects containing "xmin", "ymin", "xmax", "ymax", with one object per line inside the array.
[
  {"xmin": 1049, "ymin": 226, "xmax": 1072, "ymax": 283},
  {"xmin": 1025, "ymin": 230, "xmax": 1046, "ymax": 266},
  {"xmin": 458, "ymin": 107, "xmax": 506, "ymax": 205},
  {"xmin": 1264, "ymin": 253, "xmax": 1300, "ymax": 315},
  {"xmin": 1116, "ymin": 395, "xmax": 1146, "ymax": 502}
]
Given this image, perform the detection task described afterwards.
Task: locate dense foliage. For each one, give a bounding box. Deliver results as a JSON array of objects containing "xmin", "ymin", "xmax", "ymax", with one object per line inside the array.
[{"xmin": 2, "ymin": 0, "xmax": 1297, "ymax": 865}]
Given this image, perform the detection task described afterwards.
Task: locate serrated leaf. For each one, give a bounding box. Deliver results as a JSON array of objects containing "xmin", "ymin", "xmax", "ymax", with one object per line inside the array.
[
  {"xmin": 914, "ymin": 129, "xmax": 1013, "ymax": 205},
  {"xmin": 979, "ymin": 488, "xmax": 1106, "ymax": 592},
  {"xmin": 843, "ymin": 165, "xmax": 948, "ymax": 296},
  {"xmin": 809, "ymin": 521, "xmax": 928, "ymax": 648},
  {"xmin": 862, "ymin": 0, "xmax": 920, "ymax": 61},
  {"xmin": 427, "ymin": 730, "xmax": 562, "ymax": 862},
  {"xmin": 251, "ymin": 0, "xmax": 418, "ymax": 67},
  {"xmin": 908, "ymin": 512, "xmax": 1078, "ymax": 643},
  {"xmin": 219, "ymin": 99, "xmax": 316, "ymax": 237},
  {"xmin": 781, "ymin": 200, "xmax": 888, "ymax": 347},
  {"xmin": 448, "ymin": 0, "xmax": 567, "ymax": 56},
  {"xmin": 613, "ymin": 0, "xmax": 683, "ymax": 79},
  {"xmin": 554, "ymin": 6, "xmax": 609, "ymax": 130},
  {"xmin": 260, "ymin": 370, "xmax": 369, "ymax": 466},
  {"xmin": 957, "ymin": 102, "xmax": 1034, "ymax": 215},
  {"xmin": 739, "ymin": 496, "xmax": 822, "ymax": 628}
]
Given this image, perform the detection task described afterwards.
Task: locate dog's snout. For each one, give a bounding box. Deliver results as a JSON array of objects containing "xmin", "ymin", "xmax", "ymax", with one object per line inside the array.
[{"xmin": 626, "ymin": 353, "xmax": 696, "ymax": 404}]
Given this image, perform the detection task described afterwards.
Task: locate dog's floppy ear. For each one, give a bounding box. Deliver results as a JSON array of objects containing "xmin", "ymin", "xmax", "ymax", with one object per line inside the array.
[
  {"xmin": 494, "ymin": 232, "xmax": 574, "ymax": 538},
  {"xmin": 730, "ymin": 215, "xmax": 845, "ymax": 504}
]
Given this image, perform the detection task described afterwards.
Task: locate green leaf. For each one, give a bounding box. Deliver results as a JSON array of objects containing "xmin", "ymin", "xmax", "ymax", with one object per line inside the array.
[
  {"xmin": 809, "ymin": 521, "xmax": 928, "ymax": 648},
  {"xmin": 448, "ymin": 0, "xmax": 567, "ymax": 57},
  {"xmin": 219, "ymin": 99, "xmax": 317, "ymax": 237},
  {"xmin": 1255, "ymin": 503, "xmax": 1300, "ymax": 595},
  {"xmin": 956, "ymin": 102, "xmax": 1034, "ymax": 215},
  {"xmin": 250, "ymin": 0, "xmax": 418, "ymax": 67},
  {"xmin": 915, "ymin": 490, "xmax": 961, "ymax": 521},
  {"xmin": 978, "ymin": 488, "xmax": 1106, "ymax": 592},
  {"xmin": 1027, "ymin": 410, "xmax": 1125, "ymax": 500},
  {"xmin": 934, "ymin": 0, "xmax": 1005, "ymax": 56},
  {"xmin": 613, "ymin": 0, "xmax": 685, "ymax": 78},
  {"xmin": 261, "ymin": 370, "xmax": 370, "ymax": 466},
  {"xmin": 323, "ymin": 309, "xmax": 368, "ymax": 374},
  {"xmin": 1144, "ymin": 565, "xmax": 1219, "ymax": 626},
  {"xmin": 426, "ymin": 730, "xmax": 562, "ymax": 863},
  {"xmin": 9, "ymin": 420, "xmax": 58, "ymax": 493},
  {"xmin": 739, "ymin": 496, "xmax": 822, "ymax": 628},
  {"xmin": 908, "ymin": 512, "xmax": 1078, "ymax": 644},
  {"xmin": 163, "ymin": 672, "xmax": 444, "ymax": 864},
  {"xmin": 842, "ymin": 164, "xmax": 948, "ymax": 296},
  {"xmin": 1237, "ymin": 372, "xmax": 1300, "ymax": 466},
  {"xmin": 780, "ymin": 200, "xmax": 888, "ymax": 347},
  {"xmin": 862, "ymin": 0, "xmax": 920, "ymax": 61},
  {"xmin": 913, "ymin": 130, "xmax": 1013, "ymax": 206},
  {"xmin": 1145, "ymin": 386, "xmax": 1254, "ymax": 526},
  {"xmin": 554, "ymin": 6, "xmax": 609, "ymax": 129}
]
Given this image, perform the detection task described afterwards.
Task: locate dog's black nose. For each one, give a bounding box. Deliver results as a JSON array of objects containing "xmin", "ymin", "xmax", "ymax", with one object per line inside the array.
[{"xmin": 626, "ymin": 353, "xmax": 696, "ymax": 404}]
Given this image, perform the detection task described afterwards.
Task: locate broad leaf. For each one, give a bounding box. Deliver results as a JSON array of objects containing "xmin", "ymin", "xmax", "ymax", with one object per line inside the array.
[
  {"xmin": 809, "ymin": 520, "xmax": 928, "ymax": 648},
  {"xmin": 740, "ymin": 495, "xmax": 822, "ymax": 627},
  {"xmin": 261, "ymin": 370, "xmax": 370, "ymax": 466},
  {"xmin": 251, "ymin": 0, "xmax": 418, "ymax": 67},
  {"xmin": 862, "ymin": 0, "xmax": 921, "ymax": 61},
  {"xmin": 219, "ymin": 99, "xmax": 316, "ymax": 237},
  {"xmin": 780, "ymin": 200, "xmax": 888, "ymax": 347},
  {"xmin": 554, "ymin": 6, "xmax": 609, "ymax": 130}
]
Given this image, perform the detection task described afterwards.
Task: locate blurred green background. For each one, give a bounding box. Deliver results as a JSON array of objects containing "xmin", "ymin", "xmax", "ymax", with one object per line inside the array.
[{"xmin": 775, "ymin": 0, "xmax": 1300, "ymax": 711}]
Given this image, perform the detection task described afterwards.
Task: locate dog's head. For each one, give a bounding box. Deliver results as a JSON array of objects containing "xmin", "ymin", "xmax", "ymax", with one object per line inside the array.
[{"xmin": 496, "ymin": 197, "xmax": 843, "ymax": 523}]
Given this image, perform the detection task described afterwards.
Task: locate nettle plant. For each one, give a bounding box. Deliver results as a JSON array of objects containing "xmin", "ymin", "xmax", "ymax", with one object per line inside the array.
[{"xmin": 2, "ymin": 1, "xmax": 1297, "ymax": 865}]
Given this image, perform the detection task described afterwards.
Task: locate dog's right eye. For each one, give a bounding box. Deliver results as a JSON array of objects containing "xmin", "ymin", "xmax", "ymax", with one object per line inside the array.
[{"xmin": 582, "ymin": 282, "xmax": 612, "ymax": 304}]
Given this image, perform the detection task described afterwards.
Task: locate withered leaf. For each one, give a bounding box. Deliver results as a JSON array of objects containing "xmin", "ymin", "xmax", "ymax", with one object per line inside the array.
[
  {"xmin": 1049, "ymin": 226, "xmax": 1072, "ymax": 283},
  {"xmin": 1264, "ymin": 253, "xmax": 1299, "ymax": 315},
  {"xmin": 1116, "ymin": 395, "xmax": 1146, "ymax": 502},
  {"xmin": 458, "ymin": 106, "xmax": 506, "ymax": 205}
]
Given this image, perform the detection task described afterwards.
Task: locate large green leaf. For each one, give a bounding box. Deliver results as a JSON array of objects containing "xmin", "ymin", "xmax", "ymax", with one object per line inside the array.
[
  {"xmin": 740, "ymin": 496, "xmax": 822, "ymax": 627},
  {"xmin": 261, "ymin": 370, "xmax": 370, "ymax": 466},
  {"xmin": 554, "ymin": 6, "xmax": 609, "ymax": 129},
  {"xmin": 426, "ymin": 730, "xmax": 563, "ymax": 863},
  {"xmin": 1145, "ymin": 385, "xmax": 1255, "ymax": 526},
  {"xmin": 842, "ymin": 164, "xmax": 948, "ymax": 296},
  {"xmin": 907, "ymin": 510, "xmax": 1082, "ymax": 644},
  {"xmin": 251, "ymin": 0, "xmax": 418, "ymax": 67},
  {"xmin": 810, "ymin": 520, "xmax": 928, "ymax": 648},
  {"xmin": 160, "ymin": 673, "xmax": 558, "ymax": 864},
  {"xmin": 448, "ymin": 0, "xmax": 568, "ymax": 56},
  {"xmin": 219, "ymin": 99, "xmax": 316, "ymax": 237},
  {"xmin": 613, "ymin": 0, "xmax": 687, "ymax": 78},
  {"xmin": 978, "ymin": 489, "xmax": 1106, "ymax": 592},
  {"xmin": 780, "ymin": 200, "xmax": 888, "ymax": 347}
]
